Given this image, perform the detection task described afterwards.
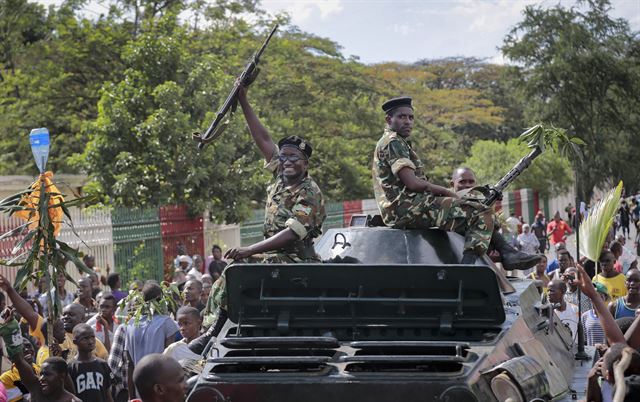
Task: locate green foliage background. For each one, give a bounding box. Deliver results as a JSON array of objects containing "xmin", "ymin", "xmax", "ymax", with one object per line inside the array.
[{"xmin": 1, "ymin": 0, "xmax": 638, "ymax": 222}]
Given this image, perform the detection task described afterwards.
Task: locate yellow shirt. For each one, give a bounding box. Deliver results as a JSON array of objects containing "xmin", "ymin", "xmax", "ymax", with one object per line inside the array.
[
  {"xmin": 528, "ymin": 272, "xmax": 550, "ymax": 294},
  {"xmin": 36, "ymin": 332, "xmax": 108, "ymax": 365},
  {"xmin": 593, "ymin": 273, "xmax": 627, "ymax": 302},
  {"xmin": 0, "ymin": 364, "xmax": 40, "ymax": 402},
  {"xmin": 27, "ymin": 314, "xmax": 45, "ymax": 348}
]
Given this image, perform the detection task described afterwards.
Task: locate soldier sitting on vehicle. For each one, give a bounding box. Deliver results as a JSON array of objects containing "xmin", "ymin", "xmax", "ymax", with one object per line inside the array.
[{"xmin": 372, "ymin": 96, "xmax": 541, "ymax": 269}]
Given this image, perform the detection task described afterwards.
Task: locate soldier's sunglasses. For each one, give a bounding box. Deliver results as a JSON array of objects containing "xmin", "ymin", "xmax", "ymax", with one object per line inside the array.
[{"xmin": 278, "ymin": 154, "xmax": 306, "ymax": 163}]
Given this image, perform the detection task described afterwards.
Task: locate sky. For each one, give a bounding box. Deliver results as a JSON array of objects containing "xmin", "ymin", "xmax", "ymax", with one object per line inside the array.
[{"xmin": 37, "ymin": 0, "xmax": 640, "ymax": 64}]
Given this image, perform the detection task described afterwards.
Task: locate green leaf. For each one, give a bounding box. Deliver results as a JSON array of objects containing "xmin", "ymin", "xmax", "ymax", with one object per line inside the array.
[
  {"xmin": 56, "ymin": 242, "xmax": 93, "ymax": 276},
  {"xmin": 11, "ymin": 229, "xmax": 37, "ymax": 255},
  {"xmin": 14, "ymin": 265, "xmax": 33, "ymax": 292},
  {"xmin": 0, "ymin": 189, "xmax": 33, "ymax": 207},
  {"xmin": 60, "ymin": 203, "xmax": 73, "ymax": 222},
  {"xmin": 0, "ymin": 222, "xmax": 31, "ymax": 241},
  {"xmin": 49, "ymin": 195, "xmax": 96, "ymax": 210}
]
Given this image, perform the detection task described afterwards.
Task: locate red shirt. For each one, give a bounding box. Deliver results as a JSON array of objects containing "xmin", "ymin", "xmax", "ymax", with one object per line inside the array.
[{"xmin": 547, "ymin": 220, "xmax": 572, "ymax": 244}]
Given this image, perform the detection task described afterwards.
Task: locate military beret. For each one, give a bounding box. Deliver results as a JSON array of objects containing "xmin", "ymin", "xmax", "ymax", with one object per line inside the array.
[
  {"xmin": 278, "ymin": 135, "xmax": 312, "ymax": 158},
  {"xmin": 382, "ymin": 97, "xmax": 413, "ymax": 113}
]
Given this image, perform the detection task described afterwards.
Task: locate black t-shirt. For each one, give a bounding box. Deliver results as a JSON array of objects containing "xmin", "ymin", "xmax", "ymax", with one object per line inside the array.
[
  {"xmin": 68, "ymin": 358, "xmax": 112, "ymax": 402},
  {"xmin": 619, "ymin": 206, "xmax": 630, "ymax": 224},
  {"xmin": 532, "ymin": 219, "xmax": 546, "ymax": 238}
]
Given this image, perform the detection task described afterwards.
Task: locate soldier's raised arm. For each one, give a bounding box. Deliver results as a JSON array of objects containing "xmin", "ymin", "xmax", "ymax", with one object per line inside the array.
[{"xmin": 237, "ymin": 83, "xmax": 277, "ymax": 162}]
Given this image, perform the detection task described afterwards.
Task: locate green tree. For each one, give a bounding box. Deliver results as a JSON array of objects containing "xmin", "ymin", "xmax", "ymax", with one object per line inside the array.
[
  {"xmin": 464, "ymin": 138, "xmax": 573, "ymax": 199},
  {"xmin": 0, "ymin": 2, "xmax": 129, "ymax": 175},
  {"xmin": 501, "ymin": 0, "xmax": 640, "ymax": 200},
  {"xmin": 366, "ymin": 62, "xmax": 505, "ymax": 184}
]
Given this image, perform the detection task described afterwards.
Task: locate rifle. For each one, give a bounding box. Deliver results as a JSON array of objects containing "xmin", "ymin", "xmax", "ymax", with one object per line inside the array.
[
  {"xmin": 193, "ymin": 24, "xmax": 279, "ymax": 150},
  {"xmin": 481, "ymin": 146, "xmax": 542, "ymax": 206}
]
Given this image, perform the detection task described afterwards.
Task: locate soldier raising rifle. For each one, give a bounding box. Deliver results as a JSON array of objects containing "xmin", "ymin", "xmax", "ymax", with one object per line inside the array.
[{"xmin": 198, "ymin": 82, "xmax": 326, "ymax": 341}]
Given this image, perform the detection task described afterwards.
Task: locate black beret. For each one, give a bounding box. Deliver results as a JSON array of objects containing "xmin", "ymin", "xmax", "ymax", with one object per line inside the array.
[
  {"xmin": 278, "ymin": 135, "xmax": 312, "ymax": 158},
  {"xmin": 382, "ymin": 97, "xmax": 413, "ymax": 113}
]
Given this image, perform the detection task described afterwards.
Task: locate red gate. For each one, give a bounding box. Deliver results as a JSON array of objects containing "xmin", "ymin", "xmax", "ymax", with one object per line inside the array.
[{"xmin": 160, "ymin": 205, "xmax": 204, "ymax": 272}]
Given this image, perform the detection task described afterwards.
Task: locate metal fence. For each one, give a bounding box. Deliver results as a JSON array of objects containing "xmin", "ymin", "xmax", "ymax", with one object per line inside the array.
[
  {"xmin": 203, "ymin": 214, "xmax": 240, "ymax": 255},
  {"xmin": 323, "ymin": 202, "xmax": 344, "ymax": 231},
  {"xmin": 112, "ymin": 207, "xmax": 164, "ymax": 286},
  {"xmin": 239, "ymin": 209, "xmax": 266, "ymax": 247},
  {"xmin": 57, "ymin": 208, "xmax": 114, "ymax": 285},
  {"xmin": 3, "ymin": 196, "xmax": 531, "ymax": 289},
  {"xmin": 0, "ymin": 212, "xmax": 26, "ymax": 286}
]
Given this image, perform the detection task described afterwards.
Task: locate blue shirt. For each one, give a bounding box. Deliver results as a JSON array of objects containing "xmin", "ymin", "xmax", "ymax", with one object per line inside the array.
[
  {"xmin": 545, "ymin": 259, "xmax": 559, "ymax": 274},
  {"xmin": 124, "ymin": 314, "xmax": 179, "ymax": 365}
]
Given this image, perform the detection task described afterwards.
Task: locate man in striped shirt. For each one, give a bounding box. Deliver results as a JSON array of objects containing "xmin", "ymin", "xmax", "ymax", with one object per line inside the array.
[{"xmin": 581, "ymin": 282, "xmax": 610, "ymax": 346}]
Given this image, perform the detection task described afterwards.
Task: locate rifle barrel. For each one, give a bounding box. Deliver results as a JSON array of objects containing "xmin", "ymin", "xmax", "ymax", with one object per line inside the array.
[
  {"xmin": 482, "ymin": 146, "xmax": 542, "ymax": 206},
  {"xmin": 492, "ymin": 147, "xmax": 542, "ymax": 193},
  {"xmin": 255, "ymin": 24, "xmax": 279, "ymax": 62}
]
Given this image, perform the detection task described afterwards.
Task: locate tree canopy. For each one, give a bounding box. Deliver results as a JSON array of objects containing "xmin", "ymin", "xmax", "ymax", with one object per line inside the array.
[
  {"xmin": 501, "ymin": 0, "xmax": 640, "ymax": 200},
  {"xmin": 1, "ymin": 0, "xmax": 637, "ymax": 221}
]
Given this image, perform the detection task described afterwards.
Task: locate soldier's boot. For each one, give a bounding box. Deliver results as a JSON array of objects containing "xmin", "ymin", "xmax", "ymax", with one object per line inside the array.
[
  {"xmin": 460, "ymin": 250, "xmax": 488, "ymax": 265},
  {"xmin": 491, "ymin": 230, "xmax": 542, "ymax": 270}
]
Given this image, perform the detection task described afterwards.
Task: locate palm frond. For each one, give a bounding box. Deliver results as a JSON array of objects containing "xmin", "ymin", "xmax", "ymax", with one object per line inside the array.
[{"xmin": 579, "ymin": 181, "xmax": 623, "ymax": 263}]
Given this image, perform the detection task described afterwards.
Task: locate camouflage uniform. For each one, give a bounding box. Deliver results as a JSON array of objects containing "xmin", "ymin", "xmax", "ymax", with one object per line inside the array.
[
  {"xmin": 207, "ymin": 147, "xmax": 326, "ymax": 321},
  {"xmin": 373, "ymin": 128, "xmax": 494, "ymax": 253}
]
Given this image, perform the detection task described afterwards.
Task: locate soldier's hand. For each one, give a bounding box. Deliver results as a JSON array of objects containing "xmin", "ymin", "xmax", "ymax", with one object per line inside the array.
[
  {"xmin": 235, "ymin": 78, "xmax": 248, "ymax": 99},
  {"xmin": 224, "ymin": 247, "xmax": 253, "ymax": 260}
]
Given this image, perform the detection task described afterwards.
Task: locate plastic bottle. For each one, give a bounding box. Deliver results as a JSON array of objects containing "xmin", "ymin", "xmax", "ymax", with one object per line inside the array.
[{"xmin": 29, "ymin": 127, "xmax": 50, "ymax": 173}]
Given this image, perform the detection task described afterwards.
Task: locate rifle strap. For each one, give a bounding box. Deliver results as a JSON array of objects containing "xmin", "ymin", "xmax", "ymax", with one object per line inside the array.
[{"xmin": 193, "ymin": 99, "xmax": 239, "ymax": 146}]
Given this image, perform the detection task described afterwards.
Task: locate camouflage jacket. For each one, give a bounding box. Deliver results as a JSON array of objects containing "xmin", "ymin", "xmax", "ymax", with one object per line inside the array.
[
  {"xmin": 263, "ymin": 152, "xmax": 326, "ymax": 262},
  {"xmin": 372, "ymin": 128, "xmax": 427, "ymax": 225}
]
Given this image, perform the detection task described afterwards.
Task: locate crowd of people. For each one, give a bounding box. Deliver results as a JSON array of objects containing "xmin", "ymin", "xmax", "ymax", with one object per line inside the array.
[
  {"xmin": 0, "ymin": 244, "xmax": 228, "ymax": 402},
  {"xmin": 516, "ymin": 203, "xmax": 640, "ymax": 401},
  {"xmin": 1, "ymin": 90, "xmax": 639, "ymax": 401}
]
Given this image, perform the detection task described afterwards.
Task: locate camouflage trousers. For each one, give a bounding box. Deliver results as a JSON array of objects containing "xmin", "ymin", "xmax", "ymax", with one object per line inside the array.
[
  {"xmin": 204, "ymin": 253, "xmax": 314, "ymax": 327},
  {"xmin": 393, "ymin": 193, "xmax": 494, "ymax": 253}
]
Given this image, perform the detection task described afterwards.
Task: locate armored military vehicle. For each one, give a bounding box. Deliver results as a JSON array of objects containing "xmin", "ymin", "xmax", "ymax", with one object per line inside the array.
[{"xmin": 186, "ymin": 216, "xmax": 593, "ymax": 402}]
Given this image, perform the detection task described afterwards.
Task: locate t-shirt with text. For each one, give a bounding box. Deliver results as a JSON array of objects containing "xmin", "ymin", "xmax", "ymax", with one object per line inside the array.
[{"xmin": 68, "ymin": 358, "xmax": 112, "ymax": 402}]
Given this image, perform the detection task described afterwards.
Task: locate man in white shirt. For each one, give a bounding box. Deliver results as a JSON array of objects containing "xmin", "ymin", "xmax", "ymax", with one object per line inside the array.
[
  {"xmin": 39, "ymin": 275, "xmax": 75, "ymax": 316},
  {"xmin": 548, "ymin": 278, "xmax": 579, "ymax": 342},
  {"xmin": 85, "ymin": 293, "xmax": 119, "ymax": 351},
  {"xmin": 504, "ymin": 212, "xmax": 521, "ymax": 246}
]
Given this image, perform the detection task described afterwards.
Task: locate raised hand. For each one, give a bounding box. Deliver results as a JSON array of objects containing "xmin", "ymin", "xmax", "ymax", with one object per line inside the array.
[{"xmin": 574, "ymin": 263, "xmax": 598, "ymax": 300}]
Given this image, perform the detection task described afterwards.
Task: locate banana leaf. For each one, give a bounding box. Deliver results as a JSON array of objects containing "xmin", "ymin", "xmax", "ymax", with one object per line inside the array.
[
  {"xmin": 579, "ymin": 181, "xmax": 623, "ymax": 265},
  {"xmin": 0, "ymin": 189, "xmax": 34, "ymax": 206},
  {"xmin": 56, "ymin": 240, "xmax": 93, "ymax": 276},
  {"xmin": 11, "ymin": 229, "xmax": 37, "ymax": 255},
  {"xmin": 1, "ymin": 171, "xmax": 95, "ymax": 347},
  {"xmin": 0, "ymin": 222, "xmax": 31, "ymax": 241}
]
